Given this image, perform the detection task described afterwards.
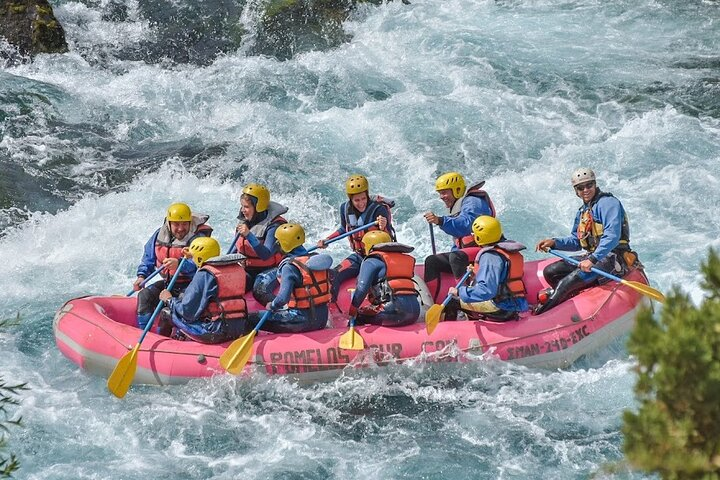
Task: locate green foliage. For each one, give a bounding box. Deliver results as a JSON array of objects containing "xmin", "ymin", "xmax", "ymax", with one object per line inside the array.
[
  {"xmin": 623, "ymin": 248, "xmax": 720, "ymax": 479},
  {"xmin": 0, "ymin": 314, "xmax": 27, "ymax": 478}
]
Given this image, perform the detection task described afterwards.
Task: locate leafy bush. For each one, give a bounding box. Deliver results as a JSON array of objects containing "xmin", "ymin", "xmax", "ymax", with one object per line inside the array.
[
  {"xmin": 0, "ymin": 314, "xmax": 27, "ymax": 478},
  {"xmin": 624, "ymin": 249, "xmax": 720, "ymax": 479}
]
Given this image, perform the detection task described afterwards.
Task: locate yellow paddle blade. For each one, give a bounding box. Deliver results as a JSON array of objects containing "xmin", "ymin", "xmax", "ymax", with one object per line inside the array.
[
  {"xmin": 621, "ymin": 279, "xmax": 666, "ymax": 304},
  {"xmin": 339, "ymin": 326, "xmax": 364, "ymax": 350},
  {"xmin": 219, "ymin": 331, "xmax": 257, "ymax": 375},
  {"xmin": 107, "ymin": 344, "xmax": 140, "ymax": 398},
  {"xmin": 425, "ymin": 304, "xmax": 444, "ymax": 335}
]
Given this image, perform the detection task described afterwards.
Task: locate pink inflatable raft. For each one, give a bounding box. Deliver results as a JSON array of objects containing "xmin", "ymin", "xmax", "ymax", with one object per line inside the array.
[{"xmin": 54, "ymin": 259, "xmax": 652, "ymax": 385}]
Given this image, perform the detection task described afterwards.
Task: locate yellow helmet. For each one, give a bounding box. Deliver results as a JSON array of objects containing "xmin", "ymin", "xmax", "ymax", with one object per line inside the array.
[
  {"xmin": 242, "ymin": 183, "xmax": 270, "ymax": 213},
  {"xmin": 188, "ymin": 237, "xmax": 220, "ymax": 267},
  {"xmin": 345, "ymin": 175, "xmax": 369, "ymax": 196},
  {"xmin": 361, "ymin": 230, "xmax": 392, "ymax": 256},
  {"xmin": 472, "ymin": 215, "xmax": 502, "ymax": 246},
  {"xmin": 435, "ymin": 172, "xmax": 466, "ymax": 199},
  {"xmin": 166, "ymin": 203, "xmax": 192, "ymax": 222},
  {"xmin": 275, "ymin": 223, "xmax": 305, "ymax": 253}
]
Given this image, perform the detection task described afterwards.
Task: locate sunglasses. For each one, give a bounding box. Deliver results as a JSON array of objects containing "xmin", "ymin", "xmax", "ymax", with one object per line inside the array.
[{"xmin": 574, "ymin": 182, "xmax": 596, "ymax": 192}]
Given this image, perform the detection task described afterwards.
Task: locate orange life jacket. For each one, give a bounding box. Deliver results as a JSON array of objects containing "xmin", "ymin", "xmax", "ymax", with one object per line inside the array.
[
  {"xmin": 235, "ymin": 215, "xmax": 287, "ymax": 268},
  {"xmin": 576, "ymin": 191, "xmax": 630, "ymax": 253},
  {"xmin": 155, "ymin": 221, "xmax": 213, "ymax": 285},
  {"xmin": 287, "ymin": 255, "xmax": 332, "ymax": 310},
  {"xmin": 367, "ymin": 249, "xmax": 417, "ymax": 303},
  {"xmin": 452, "ymin": 184, "xmax": 496, "ymax": 249},
  {"xmin": 200, "ymin": 259, "xmax": 248, "ymax": 322},
  {"xmin": 343, "ymin": 195, "xmax": 396, "ymax": 256},
  {"xmin": 475, "ymin": 241, "xmax": 526, "ymax": 301}
]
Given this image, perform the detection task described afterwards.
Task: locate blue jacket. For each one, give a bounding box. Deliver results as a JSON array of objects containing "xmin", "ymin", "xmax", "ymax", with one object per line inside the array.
[
  {"xmin": 242, "ymin": 223, "xmax": 282, "ymax": 261},
  {"xmin": 553, "ymin": 193, "xmax": 627, "ymax": 262},
  {"xmin": 136, "ymin": 228, "xmax": 200, "ymax": 279},
  {"xmin": 167, "ymin": 269, "xmax": 217, "ymax": 324},
  {"xmin": 333, "ymin": 201, "xmax": 392, "ymax": 237},
  {"xmin": 440, "ymin": 196, "xmax": 493, "ymax": 250},
  {"xmin": 458, "ymin": 251, "xmax": 529, "ymax": 312},
  {"xmin": 270, "ymin": 247, "xmax": 333, "ymax": 313}
]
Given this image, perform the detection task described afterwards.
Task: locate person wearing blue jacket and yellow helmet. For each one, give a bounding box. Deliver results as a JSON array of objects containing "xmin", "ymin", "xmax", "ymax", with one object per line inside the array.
[
  {"xmin": 348, "ymin": 231, "xmax": 420, "ymax": 327},
  {"xmin": 448, "ymin": 216, "xmax": 529, "ymax": 322},
  {"xmin": 252, "ymin": 223, "xmax": 334, "ymax": 334}
]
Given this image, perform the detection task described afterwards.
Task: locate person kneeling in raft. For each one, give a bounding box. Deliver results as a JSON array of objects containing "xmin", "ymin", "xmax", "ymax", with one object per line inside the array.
[
  {"xmin": 348, "ymin": 231, "xmax": 420, "ymax": 327},
  {"xmin": 158, "ymin": 237, "xmax": 251, "ymax": 344},
  {"xmin": 447, "ymin": 216, "xmax": 529, "ymax": 322}
]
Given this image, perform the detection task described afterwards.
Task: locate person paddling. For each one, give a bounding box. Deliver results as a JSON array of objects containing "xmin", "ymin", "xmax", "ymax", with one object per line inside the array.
[
  {"xmin": 251, "ymin": 223, "xmax": 333, "ymax": 333},
  {"xmin": 133, "ymin": 202, "xmax": 213, "ymax": 332},
  {"xmin": 232, "ymin": 183, "xmax": 288, "ymax": 296},
  {"xmin": 159, "ymin": 237, "xmax": 251, "ymax": 343},
  {"xmin": 423, "ymin": 172, "xmax": 495, "ymax": 318},
  {"xmin": 447, "ymin": 216, "xmax": 529, "ymax": 322},
  {"xmin": 534, "ymin": 168, "xmax": 639, "ymax": 314},
  {"xmin": 348, "ymin": 231, "xmax": 420, "ymax": 327},
  {"xmin": 317, "ymin": 174, "xmax": 396, "ymax": 302}
]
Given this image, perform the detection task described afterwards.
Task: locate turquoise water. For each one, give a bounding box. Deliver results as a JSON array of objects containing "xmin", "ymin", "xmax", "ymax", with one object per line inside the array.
[{"xmin": 1, "ymin": 0, "xmax": 719, "ymax": 478}]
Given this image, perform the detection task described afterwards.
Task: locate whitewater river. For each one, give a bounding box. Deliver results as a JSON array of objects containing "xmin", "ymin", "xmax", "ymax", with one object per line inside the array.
[{"xmin": 1, "ymin": 0, "xmax": 719, "ymax": 478}]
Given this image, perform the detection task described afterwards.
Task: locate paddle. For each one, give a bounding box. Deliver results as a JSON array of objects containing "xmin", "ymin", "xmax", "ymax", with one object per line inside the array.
[
  {"xmin": 306, "ymin": 220, "xmax": 378, "ymax": 253},
  {"xmin": 220, "ymin": 309, "xmax": 272, "ymax": 375},
  {"xmin": 338, "ymin": 316, "xmax": 364, "ymax": 350},
  {"xmin": 227, "ymin": 231, "xmax": 242, "ymax": 254},
  {"xmin": 429, "ymin": 223, "xmax": 437, "ymax": 255},
  {"xmin": 549, "ymin": 249, "xmax": 665, "ymax": 303},
  {"xmin": 108, "ymin": 258, "xmax": 188, "ymax": 398},
  {"xmin": 125, "ymin": 266, "xmax": 164, "ymax": 296},
  {"xmin": 425, "ymin": 270, "xmax": 473, "ymax": 335}
]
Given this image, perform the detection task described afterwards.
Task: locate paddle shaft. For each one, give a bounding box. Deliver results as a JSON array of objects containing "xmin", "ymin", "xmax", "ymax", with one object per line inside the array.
[
  {"xmin": 253, "ymin": 309, "xmax": 272, "ymax": 334},
  {"xmin": 136, "ymin": 258, "xmax": 187, "ymax": 345},
  {"xmin": 126, "ymin": 266, "xmax": 164, "ymax": 297},
  {"xmin": 429, "ymin": 223, "xmax": 437, "ymax": 256},
  {"xmin": 549, "ymin": 249, "xmax": 624, "ymax": 284},
  {"xmin": 227, "ymin": 231, "xmax": 242, "ymax": 255},
  {"xmin": 306, "ymin": 220, "xmax": 378, "ymax": 253},
  {"xmin": 442, "ymin": 270, "xmax": 473, "ymax": 307}
]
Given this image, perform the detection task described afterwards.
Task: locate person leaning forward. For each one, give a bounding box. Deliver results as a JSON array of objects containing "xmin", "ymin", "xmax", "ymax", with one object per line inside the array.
[
  {"xmin": 159, "ymin": 237, "xmax": 251, "ymax": 343},
  {"xmin": 348, "ymin": 231, "xmax": 420, "ymax": 327},
  {"xmin": 534, "ymin": 167, "xmax": 639, "ymax": 314},
  {"xmin": 250, "ymin": 223, "xmax": 333, "ymax": 334},
  {"xmin": 423, "ymin": 172, "xmax": 495, "ymax": 317},
  {"xmin": 133, "ymin": 202, "xmax": 213, "ymax": 332},
  {"xmin": 447, "ymin": 216, "xmax": 529, "ymax": 322}
]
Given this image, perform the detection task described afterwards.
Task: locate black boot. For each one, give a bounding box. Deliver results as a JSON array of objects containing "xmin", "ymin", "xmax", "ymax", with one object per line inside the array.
[
  {"xmin": 444, "ymin": 298, "xmax": 460, "ymax": 321},
  {"xmin": 534, "ymin": 270, "xmax": 594, "ymax": 315}
]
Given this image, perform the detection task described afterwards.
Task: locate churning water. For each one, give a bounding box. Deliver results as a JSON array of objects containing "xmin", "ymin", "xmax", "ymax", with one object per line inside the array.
[{"xmin": 1, "ymin": 0, "xmax": 719, "ymax": 478}]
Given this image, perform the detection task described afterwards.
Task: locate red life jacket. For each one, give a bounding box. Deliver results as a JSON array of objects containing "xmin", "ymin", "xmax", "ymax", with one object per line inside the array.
[
  {"xmin": 200, "ymin": 259, "xmax": 248, "ymax": 322},
  {"xmin": 343, "ymin": 195, "xmax": 396, "ymax": 256},
  {"xmin": 287, "ymin": 255, "xmax": 332, "ymax": 310},
  {"xmin": 235, "ymin": 215, "xmax": 287, "ymax": 268},
  {"xmin": 453, "ymin": 183, "xmax": 496, "ymax": 249},
  {"xmin": 474, "ymin": 241, "xmax": 526, "ymax": 301},
  {"xmin": 367, "ymin": 247, "xmax": 417, "ymax": 303},
  {"xmin": 155, "ymin": 221, "xmax": 213, "ymax": 285}
]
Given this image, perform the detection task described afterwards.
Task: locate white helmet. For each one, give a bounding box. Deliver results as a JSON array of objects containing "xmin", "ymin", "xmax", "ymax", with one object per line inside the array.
[{"xmin": 570, "ymin": 168, "xmax": 596, "ymax": 187}]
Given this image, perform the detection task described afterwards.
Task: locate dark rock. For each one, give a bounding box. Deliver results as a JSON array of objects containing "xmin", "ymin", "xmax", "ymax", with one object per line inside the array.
[
  {"xmin": 0, "ymin": 0, "xmax": 68, "ymax": 60},
  {"xmin": 251, "ymin": 0, "xmax": 397, "ymax": 60}
]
